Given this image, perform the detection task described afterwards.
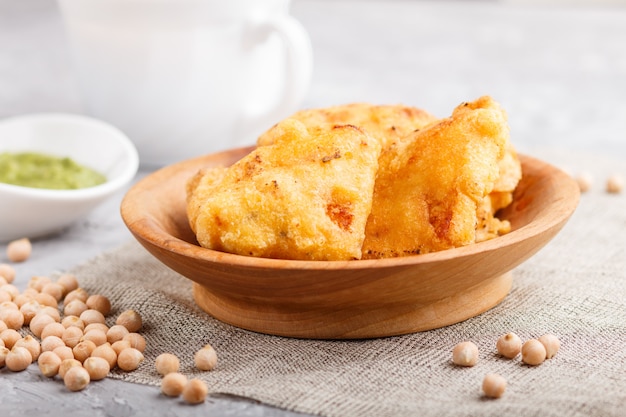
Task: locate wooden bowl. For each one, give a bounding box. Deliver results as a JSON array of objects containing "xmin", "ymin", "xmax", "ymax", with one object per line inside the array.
[{"xmin": 121, "ymin": 147, "xmax": 579, "ymax": 339}]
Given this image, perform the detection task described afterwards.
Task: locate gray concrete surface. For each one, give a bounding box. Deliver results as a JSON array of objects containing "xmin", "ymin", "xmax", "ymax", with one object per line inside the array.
[{"xmin": 1, "ymin": 0, "xmax": 625, "ymax": 416}]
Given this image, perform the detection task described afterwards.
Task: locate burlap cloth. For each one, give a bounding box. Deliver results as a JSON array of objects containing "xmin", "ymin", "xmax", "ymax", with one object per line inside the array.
[{"xmin": 68, "ymin": 151, "xmax": 625, "ymax": 417}]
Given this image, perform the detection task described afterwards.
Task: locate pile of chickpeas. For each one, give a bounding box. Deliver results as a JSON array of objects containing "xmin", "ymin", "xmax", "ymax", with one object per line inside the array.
[
  {"xmin": 0, "ymin": 238, "xmax": 218, "ymax": 405},
  {"xmin": 154, "ymin": 345, "xmax": 218, "ymax": 404},
  {"xmin": 451, "ymin": 332, "xmax": 561, "ymax": 399},
  {"xmin": 3, "ymin": 238, "xmax": 570, "ymax": 403}
]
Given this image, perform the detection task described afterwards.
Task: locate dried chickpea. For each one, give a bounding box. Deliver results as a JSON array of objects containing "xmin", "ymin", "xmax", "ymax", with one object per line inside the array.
[
  {"xmin": 58, "ymin": 358, "xmax": 82, "ymax": 379},
  {"xmin": 81, "ymin": 329, "xmax": 108, "ymax": 346},
  {"xmin": 0, "ymin": 290, "xmax": 11, "ymax": 303},
  {"xmin": 606, "ymin": 174, "xmax": 624, "ymax": 194},
  {"xmin": 6, "ymin": 300, "xmax": 23, "ymax": 313},
  {"xmin": 182, "ymin": 379, "xmax": 209, "ymax": 404},
  {"xmin": 64, "ymin": 300, "xmax": 88, "ymax": 317},
  {"xmin": 64, "ymin": 288, "xmax": 89, "ymax": 305},
  {"xmin": 84, "ymin": 323, "xmax": 109, "ymax": 334},
  {"xmin": 61, "ymin": 315, "xmax": 85, "ymax": 330},
  {"xmin": 117, "ymin": 347, "xmax": 144, "ymax": 371},
  {"xmin": 161, "ymin": 372, "xmax": 188, "ymax": 397},
  {"xmin": 80, "ymin": 309, "xmax": 106, "ymax": 326},
  {"xmin": 28, "ymin": 275, "xmax": 52, "ymax": 292},
  {"xmin": 155, "ymin": 353, "xmax": 180, "ymax": 376},
  {"xmin": 52, "ymin": 345, "xmax": 74, "ymax": 361},
  {"xmin": 86, "ymin": 294, "xmax": 111, "ymax": 316},
  {"xmin": 482, "ymin": 373, "xmax": 507, "ymax": 398},
  {"xmin": 39, "ymin": 306, "xmax": 61, "ymax": 322},
  {"xmin": 0, "ymin": 346, "xmax": 9, "ymax": 367},
  {"xmin": 41, "ymin": 282, "xmax": 65, "ymax": 302},
  {"xmin": 6, "ymin": 346, "xmax": 32, "ymax": 371},
  {"xmin": 41, "ymin": 335, "xmax": 66, "ymax": 353},
  {"xmin": 111, "ymin": 340, "xmax": 131, "ymax": 356},
  {"xmin": 452, "ymin": 341, "xmax": 479, "ymax": 367},
  {"xmin": 521, "ymin": 339, "xmax": 547, "ymax": 366},
  {"xmin": 12, "ymin": 293, "xmax": 34, "ymax": 308},
  {"xmin": 73, "ymin": 340, "xmax": 97, "ymax": 363},
  {"xmin": 195, "ymin": 344, "xmax": 218, "ymax": 371},
  {"xmin": 0, "ymin": 263, "xmax": 16, "ymax": 283},
  {"xmin": 19, "ymin": 300, "xmax": 41, "ymax": 325},
  {"xmin": 0, "ymin": 308, "xmax": 24, "ymax": 330},
  {"xmin": 123, "ymin": 333, "xmax": 146, "ymax": 353},
  {"xmin": 0, "ymin": 305, "xmax": 13, "ymax": 315},
  {"xmin": 30, "ymin": 313, "xmax": 56, "ymax": 338},
  {"xmin": 91, "ymin": 343, "xmax": 117, "ymax": 369},
  {"xmin": 0, "ymin": 300, "xmax": 18, "ymax": 310},
  {"xmin": 7, "ymin": 238, "xmax": 32, "ymax": 263},
  {"xmin": 64, "ymin": 365, "xmax": 90, "ymax": 391},
  {"xmin": 81, "ymin": 326, "xmax": 102, "ymax": 341},
  {"xmin": 0, "ymin": 320, "xmax": 7, "ymax": 333},
  {"xmin": 38, "ymin": 351, "xmax": 62, "ymax": 377},
  {"xmin": 14, "ymin": 335, "xmax": 41, "ymax": 361},
  {"xmin": 107, "ymin": 324, "xmax": 129, "ymax": 344},
  {"xmin": 496, "ymin": 332, "xmax": 522, "ymax": 359},
  {"xmin": 34, "ymin": 292, "xmax": 58, "ymax": 309},
  {"xmin": 81, "ymin": 326, "xmax": 107, "ymax": 346},
  {"xmin": 116, "ymin": 309, "xmax": 142, "ymax": 333},
  {"xmin": 0, "ymin": 338, "xmax": 3, "ymax": 348},
  {"xmin": 538, "ymin": 334, "xmax": 560, "ymax": 359},
  {"xmin": 22, "ymin": 287, "xmax": 39, "ymax": 298},
  {"xmin": 0, "ymin": 284, "xmax": 19, "ymax": 299},
  {"xmin": 62, "ymin": 326, "xmax": 84, "ymax": 348},
  {"xmin": 84, "ymin": 356, "xmax": 110, "ymax": 380},
  {"xmin": 1, "ymin": 328, "xmax": 22, "ymax": 349},
  {"xmin": 56, "ymin": 273, "xmax": 79, "ymax": 295},
  {"xmin": 0, "ymin": 299, "xmax": 18, "ymax": 308},
  {"xmin": 41, "ymin": 322, "xmax": 66, "ymax": 339}
]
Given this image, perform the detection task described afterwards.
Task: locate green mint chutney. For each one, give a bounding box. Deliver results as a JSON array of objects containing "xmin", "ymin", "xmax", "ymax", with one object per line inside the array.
[{"xmin": 0, "ymin": 152, "xmax": 107, "ymax": 190}]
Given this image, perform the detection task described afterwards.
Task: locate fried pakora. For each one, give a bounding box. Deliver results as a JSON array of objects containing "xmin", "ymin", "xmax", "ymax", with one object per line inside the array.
[
  {"xmin": 186, "ymin": 123, "xmax": 381, "ymax": 261},
  {"xmin": 361, "ymin": 96, "xmax": 514, "ymax": 258}
]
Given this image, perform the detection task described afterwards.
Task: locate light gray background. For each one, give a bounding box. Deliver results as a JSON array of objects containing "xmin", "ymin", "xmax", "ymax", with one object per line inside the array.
[{"xmin": 1, "ymin": 1, "xmax": 625, "ymax": 416}]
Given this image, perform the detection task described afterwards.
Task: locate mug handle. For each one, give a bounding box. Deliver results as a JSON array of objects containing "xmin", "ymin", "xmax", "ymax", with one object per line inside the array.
[{"xmin": 239, "ymin": 14, "xmax": 313, "ymax": 143}]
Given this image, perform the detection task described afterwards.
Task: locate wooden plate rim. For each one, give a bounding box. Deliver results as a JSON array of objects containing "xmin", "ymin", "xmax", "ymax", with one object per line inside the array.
[{"xmin": 121, "ymin": 148, "xmax": 580, "ymax": 272}]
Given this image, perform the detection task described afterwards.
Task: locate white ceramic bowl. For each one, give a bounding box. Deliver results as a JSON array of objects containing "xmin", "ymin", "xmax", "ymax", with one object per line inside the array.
[{"xmin": 0, "ymin": 113, "xmax": 139, "ymax": 242}]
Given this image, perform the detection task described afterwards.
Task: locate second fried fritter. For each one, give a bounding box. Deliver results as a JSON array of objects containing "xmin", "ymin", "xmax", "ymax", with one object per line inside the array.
[{"xmin": 361, "ymin": 96, "xmax": 510, "ymax": 258}]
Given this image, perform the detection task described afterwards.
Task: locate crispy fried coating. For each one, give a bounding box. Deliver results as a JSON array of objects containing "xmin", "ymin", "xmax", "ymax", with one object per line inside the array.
[
  {"xmin": 186, "ymin": 166, "xmax": 228, "ymax": 235},
  {"xmin": 257, "ymin": 103, "xmax": 437, "ymax": 149},
  {"xmin": 361, "ymin": 96, "xmax": 511, "ymax": 258},
  {"xmin": 475, "ymin": 192, "xmax": 513, "ymax": 243},
  {"xmin": 475, "ymin": 99, "xmax": 522, "ymax": 242},
  {"xmin": 188, "ymin": 96, "xmax": 521, "ymax": 260},
  {"xmin": 186, "ymin": 123, "xmax": 381, "ymax": 261},
  {"xmin": 474, "ymin": 143, "xmax": 521, "ymax": 243}
]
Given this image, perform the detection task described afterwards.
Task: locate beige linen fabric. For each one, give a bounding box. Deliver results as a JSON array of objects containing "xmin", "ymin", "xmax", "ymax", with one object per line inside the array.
[{"xmin": 69, "ymin": 152, "xmax": 626, "ymax": 417}]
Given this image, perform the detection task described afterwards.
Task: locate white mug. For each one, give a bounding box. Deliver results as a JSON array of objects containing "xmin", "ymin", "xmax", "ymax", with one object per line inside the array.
[{"xmin": 57, "ymin": 0, "xmax": 313, "ymax": 167}]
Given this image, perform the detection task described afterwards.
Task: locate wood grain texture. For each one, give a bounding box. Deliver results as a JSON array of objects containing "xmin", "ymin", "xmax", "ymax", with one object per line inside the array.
[{"xmin": 120, "ymin": 148, "xmax": 579, "ymax": 339}]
